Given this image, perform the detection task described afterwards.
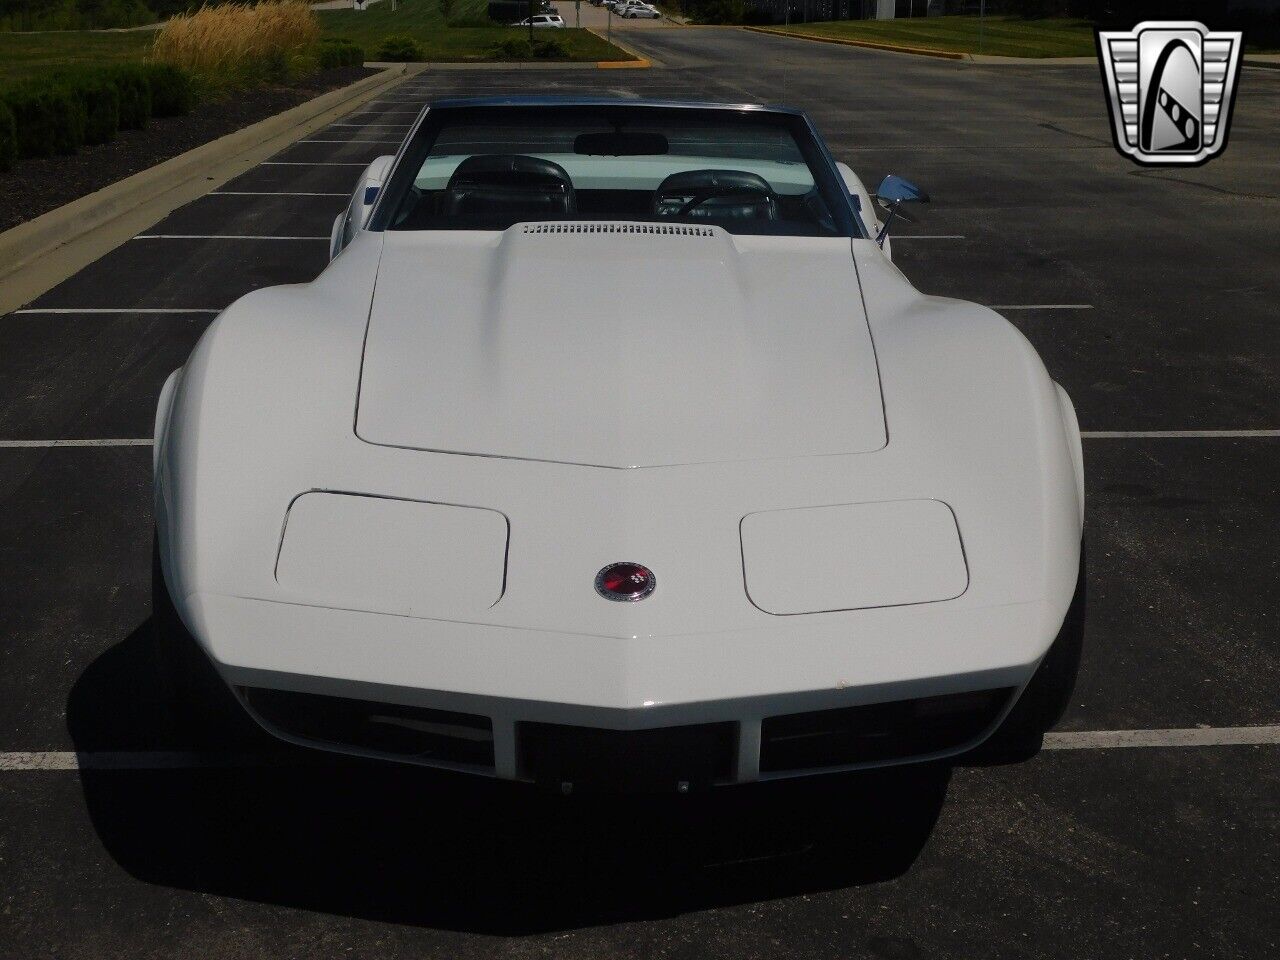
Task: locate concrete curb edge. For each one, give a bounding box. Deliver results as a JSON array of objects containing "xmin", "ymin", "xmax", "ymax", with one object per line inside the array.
[
  {"xmin": 742, "ymin": 26, "xmax": 967, "ymax": 60},
  {"xmin": 586, "ymin": 28, "xmax": 655, "ymax": 68},
  {"xmin": 0, "ymin": 63, "xmax": 422, "ymax": 315}
]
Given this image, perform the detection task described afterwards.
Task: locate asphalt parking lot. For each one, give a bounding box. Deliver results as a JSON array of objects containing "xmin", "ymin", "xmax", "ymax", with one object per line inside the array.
[{"xmin": 1, "ymin": 28, "xmax": 1278, "ymax": 959}]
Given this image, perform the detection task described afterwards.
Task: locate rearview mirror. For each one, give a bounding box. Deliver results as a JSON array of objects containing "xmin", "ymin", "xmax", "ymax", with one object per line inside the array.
[
  {"xmin": 873, "ymin": 175, "xmax": 929, "ymax": 247},
  {"xmin": 574, "ymin": 130, "xmax": 669, "ymax": 156}
]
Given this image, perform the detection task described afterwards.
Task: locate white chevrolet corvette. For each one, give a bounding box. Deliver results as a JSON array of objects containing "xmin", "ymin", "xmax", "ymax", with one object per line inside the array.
[{"xmin": 153, "ymin": 98, "xmax": 1085, "ymax": 791}]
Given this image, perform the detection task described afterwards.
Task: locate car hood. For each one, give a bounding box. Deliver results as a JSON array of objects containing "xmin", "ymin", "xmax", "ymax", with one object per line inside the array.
[{"xmin": 355, "ymin": 224, "xmax": 886, "ymax": 468}]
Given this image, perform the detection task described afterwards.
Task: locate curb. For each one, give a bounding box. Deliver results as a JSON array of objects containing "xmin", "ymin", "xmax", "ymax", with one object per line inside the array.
[
  {"xmin": 414, "ymin": 59, "xmax": 650, "ymax": 70},
  {"xmin": 742, "ymin": 26, "xmax": 968, "ymax": 60},
  {"xmin": 0, "ymin": 63, "xmax": 421, "ymax": 316},
  {"xmin": 1244, "ymin": 57, "xmax": 1280, "ymax": 70},
  {"xmin": 587, "ymin": 28, "xmax": 655, "ymax": 68}
]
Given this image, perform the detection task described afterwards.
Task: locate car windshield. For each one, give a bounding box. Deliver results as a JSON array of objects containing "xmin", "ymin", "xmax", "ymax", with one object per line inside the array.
[{"xmin": 377, "ymin": 104, "xmax": 856, "ymax": 237}]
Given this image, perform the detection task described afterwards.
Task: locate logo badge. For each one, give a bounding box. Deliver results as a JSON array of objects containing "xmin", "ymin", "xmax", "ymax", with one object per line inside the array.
[
  {"xmin": 594, "ymin": 562, "xmax": 656, "ymax": 602},
  {"xmin": 1097, "ymin": 20, "xmax": 1243, "ymax": 166}
]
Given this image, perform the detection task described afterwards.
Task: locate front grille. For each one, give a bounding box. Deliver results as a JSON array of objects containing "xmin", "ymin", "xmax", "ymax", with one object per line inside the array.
[
  {"xmin": 521, "ymin": 221, "xmax": 715, "ymax": 237},
  {"xmin": 518, "ymin": 720, "xmax": 736, "ymax": 792},
  {"xmin": 759, "ymin": 688, "xmax": 1014, "ymax": 773},
  {"xmin": 241, "ymin": 687, "xmax": 494, "ymax": 768}
]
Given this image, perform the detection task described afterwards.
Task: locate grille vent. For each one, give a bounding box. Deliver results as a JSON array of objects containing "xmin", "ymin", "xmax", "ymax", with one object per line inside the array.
[{"xmin": 521, "ymin": 222, "xmax": 715, "ymax": 237}]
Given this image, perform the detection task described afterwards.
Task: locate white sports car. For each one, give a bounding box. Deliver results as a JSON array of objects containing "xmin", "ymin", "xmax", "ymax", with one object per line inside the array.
[{"xmin": 153, "ymin": 98, "xmax": 1085, "ymax": 791}]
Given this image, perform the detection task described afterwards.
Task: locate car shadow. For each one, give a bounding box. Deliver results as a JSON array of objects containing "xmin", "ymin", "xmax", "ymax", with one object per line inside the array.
[{"xmin": 67, "ymin": 621, "xmax": 952, "ymax": 934}]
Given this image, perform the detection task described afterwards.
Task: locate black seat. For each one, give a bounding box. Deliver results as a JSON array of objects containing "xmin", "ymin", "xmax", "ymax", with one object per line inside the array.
[
  {"xmin": 653, "ymin": 169, "xmax": 778, "ymax": 222},
  {"xmin": 444, "ymin": 154, "xmax": 577, "ymax": 222}
]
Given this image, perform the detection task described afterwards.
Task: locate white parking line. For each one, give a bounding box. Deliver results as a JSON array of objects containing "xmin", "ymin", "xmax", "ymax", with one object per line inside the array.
[
  {"xmin": 0, "ymin": 752, "xmax": 250, "ymax": 770},
  {"xmin": 991, "ymin": 304, "xmax": 1094, "ymax": 310},
  {"xmin": 0, "ymin": 437, "xmax": 153, "ymax": 450},
  {"xmin": 5, "ymin": 430, "xmax": 1279, "ymax": 447},
  {"xmin": 0, "ymin": 439, "xmax": 153, "ymax": 448},
  {"xmin": 210, "ymin": 191, "xmax": 348, "ymax": 197},
  {"xmin": 3, "ymin": 724, "xmax": 1276, "ymax": 769},
  {"xmin": 259, "ymin": 162, "xmax": 369, "ymax": 166},
  {"xmin": 133, "ymin": 235, "xmax": 328, "ymax": 240},
  {"xmin": 11, "ymin": 308, "xmax": 220, "ymax": 315},
  {"xmin": 1043, "ymin": 725, "xmax": 1280, "ymax": 750},
  {"xmin": 894, "ymin": 235, "xmax": 966, "ymax": 240},
  {"xmin": 1081, "ymin": 430, "xmax": 1280, "ymax": 439}
]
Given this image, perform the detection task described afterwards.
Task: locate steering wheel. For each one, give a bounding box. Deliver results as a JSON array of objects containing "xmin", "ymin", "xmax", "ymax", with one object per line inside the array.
[
  {"xmin": 445, "ymin": 154, "xmax": 577, "ymax": 218},
  {"xmin": 653, "ymin": 169, "xmax": 779, "ymax": 221}
]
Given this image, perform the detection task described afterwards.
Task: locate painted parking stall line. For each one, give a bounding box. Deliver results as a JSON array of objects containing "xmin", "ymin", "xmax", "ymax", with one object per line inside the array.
[
  {"xmin": 259, "ymin": 162, "xmax": 371, "ymax": 167},
  {"xmin": 1081, "ymin": 430, "xmax": 1280, "ymax": 439},
  {"xmin": 5, "ymin": 431, "xmax": 1278, "ymax": 447},
  {"xmin": 132, "ymin": 235, "xmax": 330, "ymax": 241},
  {"xmin": 0, "ymin": 439, "xmax": 153, "ymax": 448},
  {"xmin": 4, "ymin": 725, "xmax": 1278, "ymax": 770},
  {"xmin": 11, "ymin": 308, "xmax": 222, "ymax": 315},
  {"xmin": 1043, "ymin": 726, "xmax": 1280, "ymax": 750},
  {"xmin": 991, "ymin": 304, "xmax": 1094, "ymax": 310},
  {"xmin": 210, "ymin": 191, "xmax": 349, "ymax": 197}
]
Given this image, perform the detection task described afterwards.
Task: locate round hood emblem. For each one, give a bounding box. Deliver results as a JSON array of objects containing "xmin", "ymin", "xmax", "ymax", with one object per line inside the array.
[{"xmin": 595, "ymin": 562, "xmax": 656, "ymax": 602}]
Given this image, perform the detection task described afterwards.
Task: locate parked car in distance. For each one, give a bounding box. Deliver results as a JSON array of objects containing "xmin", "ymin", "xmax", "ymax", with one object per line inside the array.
[
  {"xmin": 515, "ymin": 12, "xmax": 564, "ymax": 25},
  {"xmin": 621, "ymin": 2, "xmax": 660, "ymax": 16}
]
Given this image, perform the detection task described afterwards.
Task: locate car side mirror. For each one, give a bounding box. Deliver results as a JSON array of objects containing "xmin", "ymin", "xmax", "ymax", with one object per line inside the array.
[
  {"xmin": 873, "ymin": 175, "xmax": 929, "ymax": 247},
  {"xmin": 331, "ymin": 154, "xmax": 395, "ymax": 260}
]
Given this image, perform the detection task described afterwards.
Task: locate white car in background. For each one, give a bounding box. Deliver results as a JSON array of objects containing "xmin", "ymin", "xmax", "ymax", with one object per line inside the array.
[
  {"xmin": 620, "ymin": 1, "xmax": 661, "ymax": 16},
  {"xmin": 153, "ymin": 98, "xmax": 1085, "ymax": 792},
  {"xmin": 515, "ymin": 13, "xmax": 564, "ymax": 26}
]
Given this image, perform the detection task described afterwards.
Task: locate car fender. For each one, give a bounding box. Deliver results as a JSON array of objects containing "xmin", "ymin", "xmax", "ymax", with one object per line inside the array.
[{"xmin": 1055, "ymin": 382, "xmax": 1085, "ymax": 527}]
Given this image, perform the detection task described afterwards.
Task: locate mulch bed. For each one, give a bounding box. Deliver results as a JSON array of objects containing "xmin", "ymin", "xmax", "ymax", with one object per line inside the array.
[{"xmin": 0, "ymin": 65, "xmax": 376, "ymax": 232}]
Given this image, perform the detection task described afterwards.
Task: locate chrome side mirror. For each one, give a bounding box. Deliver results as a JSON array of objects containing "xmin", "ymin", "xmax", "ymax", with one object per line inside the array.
[{"xmin": 874, "ymin": 175, "xmax": 930, "ymax": 247}]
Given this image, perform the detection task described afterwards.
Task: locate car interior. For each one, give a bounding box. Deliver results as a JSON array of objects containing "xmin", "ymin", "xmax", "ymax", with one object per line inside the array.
[
  {"xmin": 384, "ymin": 118, "xmax": 847, "ymax": 236},
  {"xmin": 392, "ymin": 153, "xmax": 836, "ymax": 234}
]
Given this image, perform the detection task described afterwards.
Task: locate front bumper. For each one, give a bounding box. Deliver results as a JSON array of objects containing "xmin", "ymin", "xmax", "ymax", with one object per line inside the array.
[
  {"xmin": 187, "ymin": 592, "xmax": 1050, "ymax": 784},
  {"xmin": 238, "ymin": 682, "xmax": 1015, "ymax": 790}
]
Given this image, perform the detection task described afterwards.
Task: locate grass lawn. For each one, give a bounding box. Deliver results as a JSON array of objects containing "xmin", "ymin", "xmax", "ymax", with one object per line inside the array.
[
  {"xmin": 319, "ymin": 0, "xmax": 629, "ymax": 61},
  {"xmin": 0, "ymin": 30, "xmax": 153, "ymax": 86},
  {"xmin": 768, "ymin": 15, "xmax": 1098, "ymax": 58}
]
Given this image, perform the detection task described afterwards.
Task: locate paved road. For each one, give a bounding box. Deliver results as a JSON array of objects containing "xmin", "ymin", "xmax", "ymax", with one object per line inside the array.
[{"xmin": 1, "ymin": 26, "xmax": 1278, "ymax": 960}]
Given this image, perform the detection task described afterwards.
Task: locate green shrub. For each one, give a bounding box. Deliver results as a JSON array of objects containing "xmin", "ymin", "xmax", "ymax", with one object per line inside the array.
[
  {"xmin": 376, "ymin": 35, "xmax": 424, "ymax": 62},
  {"xmin": 106, "ymin": 63, "xmax": 152, "ymax": 130},
  {"xmin": 0, "ymin": 0, "xmax": 152, "ymax": 31},
  {"xmin": 60, "ymin": 72, "xmax": 122, "ymax": 146},
  {"xmin": 319, "ymin": 38, "xmax": 365, "ymax": 68},
  {"xmin": 0, "ymin": 100, "xmax": 15, "ymax": 172},
  {"xmin": 532, "ymin": 35, "xmax": 567, "ymax": 58},
  {"xmin": 1, "ymin": 84, "xmax": 86, "ymax": 158},
  {"xmin": 492, "ymin": 35, "xmax": 532, "ymax": 59},
  {"xmin": 492, "ymin": 33, "xmax": 566, "ymax": 60},
  {"xmin": 143, "ymin": 62, "xmax": 197, "ymax": 117},
  {"xmin": 689, "ymin": 0, "xmax": 744, "ymax": 23}
]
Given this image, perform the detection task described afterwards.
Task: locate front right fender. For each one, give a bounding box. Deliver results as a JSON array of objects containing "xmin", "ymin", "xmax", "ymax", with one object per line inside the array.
[{"xmin": 154, "ymin": 367, "xmax": 182, "ymax": 477}]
